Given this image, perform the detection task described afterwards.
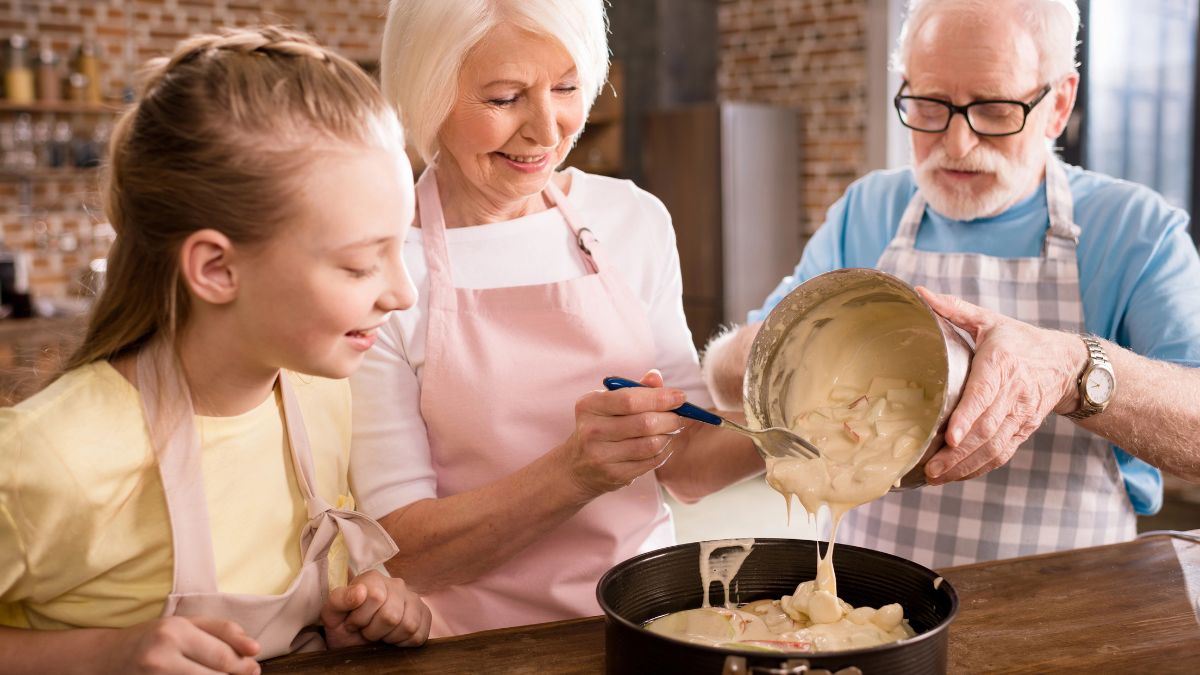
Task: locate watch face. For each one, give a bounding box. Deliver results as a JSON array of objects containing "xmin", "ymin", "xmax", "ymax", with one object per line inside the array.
[{"xmin": 1085, "ymin": 367, "xmax": 1115, "ymax": 405}]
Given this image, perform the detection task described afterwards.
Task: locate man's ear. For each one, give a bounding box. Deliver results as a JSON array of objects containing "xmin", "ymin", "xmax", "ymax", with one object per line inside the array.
[
  {"xmin": 179, "ymin": 229, "xmax": 238, "ymax": 305},
  {"xmin": 1046, "ymin": 73, "xmax": 1079, "ymax": 139}
]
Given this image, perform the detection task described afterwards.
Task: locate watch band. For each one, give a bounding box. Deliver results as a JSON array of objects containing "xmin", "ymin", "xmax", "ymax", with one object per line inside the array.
[{"xmin": 1065, "ymin": 336, "xmax": 1112, "ymax": 420}]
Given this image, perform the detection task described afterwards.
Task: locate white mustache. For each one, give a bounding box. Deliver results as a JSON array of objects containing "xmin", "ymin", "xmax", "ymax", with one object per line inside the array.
[{"xmin": 924, "ymin": 145, "xmax": 1006, "ymax": 174}]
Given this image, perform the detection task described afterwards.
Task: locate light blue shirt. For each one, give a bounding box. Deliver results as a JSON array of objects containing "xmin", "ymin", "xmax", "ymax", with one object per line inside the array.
[{"xmin": 750, "ymin": 165, "xmax": 1200, "ymax": 515}]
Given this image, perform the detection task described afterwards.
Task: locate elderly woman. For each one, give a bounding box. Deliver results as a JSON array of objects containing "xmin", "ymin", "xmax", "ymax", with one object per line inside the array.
[{"xmin": 349, "ymin": 0, "xmax": 763, "ymax": 637}]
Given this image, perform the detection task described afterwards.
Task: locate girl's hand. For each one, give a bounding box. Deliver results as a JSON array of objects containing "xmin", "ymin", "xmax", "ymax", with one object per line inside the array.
[
  {"xmin": 102, "ymin": 616, "xmax": 260, "ymax": 675},
  {"xmin": 559, "ymin": 369, "xmax": 688, "ymax": 501},
  {"xmin": 320, "ymin": 570, "xmax": 431, "ymax": 648}
]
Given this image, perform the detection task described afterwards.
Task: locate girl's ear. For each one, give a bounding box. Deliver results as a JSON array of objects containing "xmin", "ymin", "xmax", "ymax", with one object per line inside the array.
[{"xmin": 179, "ymin": 229, "xmax": 238, "ymax": 305}]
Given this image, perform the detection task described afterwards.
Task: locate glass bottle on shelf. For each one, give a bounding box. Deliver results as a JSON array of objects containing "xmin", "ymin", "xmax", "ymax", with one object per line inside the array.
[
  {"xmin": 36, "ymin": 41, "xmax": 62, "ymax": 103},
  {"xmin": 0, "ymin": 122, "xmax": 14, "ymax": 171},
  {"xmin": 73, "ymin": 41, "xmax": 101, "ymax": 104},
  {"xmin": 5, "ymin": 34, "xmax": 35, "ymax": 104},
  {"xmin": 73, "ymin": 122, "xmax": 101, "ymax": 169},
  {"xmin": 49, "ymin": 120, "xmax": 73, "ymax": 168},
  {"xmin": 33, "ymin": 119, "xmax": 51, "ymax": 168},
  {"xmin": 11, "ymin": 113, "xmax": 35, "ymax": 172},
  {"xmin": 66, "ymin": 72, "xmax": 88, "ymax": 103}
]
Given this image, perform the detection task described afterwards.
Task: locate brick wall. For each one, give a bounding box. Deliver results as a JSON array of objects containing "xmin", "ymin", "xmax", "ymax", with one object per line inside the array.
[
  {"xmin": 0, "ymin": 0, "xmax": 388, "ymax": 301},
  {"xmin": 717, "ymin": 0, "xmax": 869, "ymax": 235}
]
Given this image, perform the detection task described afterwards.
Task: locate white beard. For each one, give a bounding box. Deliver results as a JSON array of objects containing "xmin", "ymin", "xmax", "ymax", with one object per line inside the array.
[{"xmin": 913, "ymin": 142, "xmax": 1047, "ymax": 221}]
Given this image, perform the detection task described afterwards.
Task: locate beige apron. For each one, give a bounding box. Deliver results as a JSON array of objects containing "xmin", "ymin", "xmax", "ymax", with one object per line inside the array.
[{"xmin": 136, "ymin": 340, "xmax": 398, "ymax": 660}]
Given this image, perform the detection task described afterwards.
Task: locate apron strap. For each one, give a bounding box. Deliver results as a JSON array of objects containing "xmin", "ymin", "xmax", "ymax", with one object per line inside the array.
[
  {"xmin": 140, "ymin": 338, "xmax": 341, "ymax": 594},
  {"xmin": 138, "ymin": 339, "xmax": 220, "ymax": 594},
  {"xmin": 278, "ymin": 374, "xmax": 333, "ymax": 519},
  {"xmin": 544, "ymin": 177, "xmax": 602, "ymax": 274},
  {"xmin": 892, "ymin": 190, "xmax": 927, "ymax": 250},
  {"xmin": 1042, "ymin": 157, "xmax": 1081, "ymax": 261},
  {"xmin": 891, "ymin": 157, "xmax": 1081, "ymax": 263},
  {"xmin": 415, "ymin": 169, "xmax": 458, "ymax": 312},
  {"xmin": 417, "ymin": 167, "xmax": 603, "ymax": 284}
]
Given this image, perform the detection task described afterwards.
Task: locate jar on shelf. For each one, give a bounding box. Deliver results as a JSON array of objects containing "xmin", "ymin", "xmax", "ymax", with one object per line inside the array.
[
  {"xmin": 36, "ymin": 42, "xmax": 62, "ymax": 103},
  {"xmin": 11, "ymin": 113, "xmax": 36, "ymax": 172},
  {"xmin": 66, "ymin": 72, "xmax": 88, "ymax": 104},
  {"xmin": 5, "ymin": 34, "xmax": 36, "ymax": 104},
  {"xmin": 73, "ymin": 41, "xmax": 102, "ymax": 104},
  {"xmin": 49, "ymin": 120, "xmax": 73, "ymax": 168}
]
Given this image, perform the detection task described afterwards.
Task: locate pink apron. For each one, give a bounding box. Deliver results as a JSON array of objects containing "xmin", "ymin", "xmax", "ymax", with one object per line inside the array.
[
  {"xmin": 415, "ymin": 168, "xmax": 672, "ymax": 636},
  {"xmin": 136, "ymin": 340, "xmax": 399, "ymax": 660}
]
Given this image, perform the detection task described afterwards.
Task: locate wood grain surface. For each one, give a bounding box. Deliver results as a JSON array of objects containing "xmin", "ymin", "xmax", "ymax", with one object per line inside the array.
[{"xmin": 262, "ymin": 532, "xmax": 1200, "ymax": 674}]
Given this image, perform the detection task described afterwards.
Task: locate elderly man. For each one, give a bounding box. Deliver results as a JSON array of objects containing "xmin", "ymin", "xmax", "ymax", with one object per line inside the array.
[{"xmin": 705, "ymin": 0, "xmax": 1200, "ymax": 568}]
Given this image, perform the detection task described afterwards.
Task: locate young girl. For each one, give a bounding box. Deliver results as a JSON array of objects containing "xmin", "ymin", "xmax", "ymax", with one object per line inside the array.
[{"xmin": 0, "ymin": 27, "xmax": 428, "ymax": 673}]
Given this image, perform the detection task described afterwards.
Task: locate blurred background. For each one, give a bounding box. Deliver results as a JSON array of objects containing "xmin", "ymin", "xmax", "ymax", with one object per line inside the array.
[{"xmin": 1, "ymin": 0, "xmax": 1196, "ymax": 537}]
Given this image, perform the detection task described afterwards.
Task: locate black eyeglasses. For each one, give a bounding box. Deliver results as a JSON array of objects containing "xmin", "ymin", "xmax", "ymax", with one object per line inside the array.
[{"xmin": 894, "ymin": 83, "xmax": 1053, "ymax": 137}]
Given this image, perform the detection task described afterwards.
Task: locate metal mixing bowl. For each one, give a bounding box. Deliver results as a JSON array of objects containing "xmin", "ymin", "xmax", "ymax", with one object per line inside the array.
[{"xmin": 743, "ymin": 268, "xmax": 973, "ymax": 490}]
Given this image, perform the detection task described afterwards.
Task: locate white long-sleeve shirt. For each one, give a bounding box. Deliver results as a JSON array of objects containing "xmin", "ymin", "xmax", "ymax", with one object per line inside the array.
[{"xmin": 349, "ymin": 168, "xmax": 713, "ymax": 518}]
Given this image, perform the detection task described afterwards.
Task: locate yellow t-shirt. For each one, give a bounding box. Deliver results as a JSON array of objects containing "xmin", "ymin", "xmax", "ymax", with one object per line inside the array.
[{"xmin": 0, "ymin": 361, "xmax": 355, "ymax": 629}]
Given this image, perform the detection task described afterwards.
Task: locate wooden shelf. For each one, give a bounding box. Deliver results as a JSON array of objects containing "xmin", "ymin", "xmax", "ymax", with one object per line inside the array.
[
  {"xmin": 0, "ymin": 101, "xmax": 123, "ymax": 115},
  {"xmin": 0, "ymin": 168, "xmax": 99, "ymax": 182}
]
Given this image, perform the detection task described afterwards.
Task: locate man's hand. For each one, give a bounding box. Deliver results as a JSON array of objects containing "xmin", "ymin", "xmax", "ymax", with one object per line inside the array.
[{"xmin": 917, "ymin": 287, "xmax": 1086, "ymax": 484}]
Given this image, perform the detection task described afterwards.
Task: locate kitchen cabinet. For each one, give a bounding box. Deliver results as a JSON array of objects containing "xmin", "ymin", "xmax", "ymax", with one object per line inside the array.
[
  {"xmin": 566, "ymin": 62, "xmax": 625, "ymax": 177},
  {"xmin": 642, "ymin": 103, "xmax": 802, "ymax": 349}
]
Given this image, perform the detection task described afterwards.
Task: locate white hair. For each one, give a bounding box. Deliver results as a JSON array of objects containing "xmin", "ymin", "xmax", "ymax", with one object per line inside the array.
[
  {"xmin": 891, "ymin": 0, "xmax": 1080, "ymax": 82},
  {"xmin": 380, "ymin": 0, "xmax": 610, "ymax": 164}
]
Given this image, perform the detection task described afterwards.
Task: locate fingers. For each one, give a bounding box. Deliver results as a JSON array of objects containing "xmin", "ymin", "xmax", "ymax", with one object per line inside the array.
[
  {"xmin": 930, "ymin": 387, "xmax": 1010, "ymax": 482},
  {"xmin": 187, "ymin": 617, "xmax": 259, "ymax": 660},
  {"xmin": 944, "ymin": 361, "xmax": 1006, "ymax": 451},
  {"xmin": 578, "ymin": 385, "xmax": 686, "ymax": 418},
  {"xmin": 178, "ymin": 618, "xmax": 261, "ymax": 675},
  {"xmin": 340, "ymin": 573, "xmax": 433, "ymax": 647},
  {"xmin": 915, "ymin": 286, "xmax": 991, "ymax": 338},
  {"xmin": 930, "ymin": 412, "xmax": 1024, "ymax": 483},
  {"xmin": 386, "ymin": 597, "xmax": 433, "ymax": 647},
  {"xmin": 320, "ymin": 583, "xmax": 367, "ymax": 629},
  {"xmin": 343, "ymin": 574, "xmax": 391, "ymax": 641},
  {"xmin": 639, "ymin": 369, "xmax": 665, "ymax": 389},
  {"xmin": 596, "ymin": 410, "xmax": 686, "ymax": 443}
]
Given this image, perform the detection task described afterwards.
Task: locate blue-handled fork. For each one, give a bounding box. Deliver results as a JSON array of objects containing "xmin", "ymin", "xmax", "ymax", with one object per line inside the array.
[{"xmin": 602, "ymin": 376, "xmax": 820, "ymax": 461}]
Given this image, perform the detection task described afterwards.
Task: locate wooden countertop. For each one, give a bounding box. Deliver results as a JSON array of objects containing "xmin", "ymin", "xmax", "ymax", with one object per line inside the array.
[{"xmin": 263, "ymin": 531, "xmax": 1200, "ymax": 674}]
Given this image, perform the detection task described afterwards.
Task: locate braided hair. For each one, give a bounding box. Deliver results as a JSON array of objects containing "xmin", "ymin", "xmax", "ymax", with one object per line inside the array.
[{"xmin": 66, "ymin": 26, "xmax": 405, "ymax": 371}]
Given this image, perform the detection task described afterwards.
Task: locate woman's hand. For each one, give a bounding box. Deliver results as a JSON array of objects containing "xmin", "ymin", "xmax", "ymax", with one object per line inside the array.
[
  {"xmin": 558, "ymin": 369, "xmax": 689, "ymax": 501},
  {"xmin": 917, "ymin": 287, "xmax": 1083, "ymax": 483},
  {"xmin": 100, "ymin": 616, "xmax": 261, "ymax": 675},
  {"xmin": 320, "ymin": 570, "xmax": 432, "ymax": 648}
]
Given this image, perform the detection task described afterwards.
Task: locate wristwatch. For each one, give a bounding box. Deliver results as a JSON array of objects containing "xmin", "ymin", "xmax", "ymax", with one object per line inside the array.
[{"xmin": 1065, "ymin": 336, "xmax": 1116, "ymax": 420}]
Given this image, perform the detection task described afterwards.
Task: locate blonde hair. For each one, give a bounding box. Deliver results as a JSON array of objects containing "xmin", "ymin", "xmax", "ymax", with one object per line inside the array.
[
  {"xmin": 380, "ymin": 0, "xmax": 610, "ymax": 163},
  {"xmin": 66, "ymin": 26, "xmax": 405, "ymax": 371},
  {"xmin": 892, "ymin": 0, "xmax": 1080, "ymax": 83}
]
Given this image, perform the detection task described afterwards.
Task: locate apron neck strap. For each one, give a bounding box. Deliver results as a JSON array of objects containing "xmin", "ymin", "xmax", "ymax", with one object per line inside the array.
[
  {"xmin": 416, "ymin": 167, "xmax": 602, "ymax": 286},
  {"xmin": 895, "ymin": 157, "xmax": 1080, "ymax": 261},
  {"xmin": 1042, "ymin": 157, "xmax": 1081, "ymax": 260},
  {"xmin": 137, "ymin": 338, "xmax": 219, "ymax": 594},
  {"xmin": 137, "ymin": 340, "xmax": 330, "ymax": 595},
  {"xmin": 544, "ymin": 176, "xmax": 602, "ymax": 273},
  {"xmin": 277, "ymin": 373, "xmax": 331, "ymax": 518}
]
